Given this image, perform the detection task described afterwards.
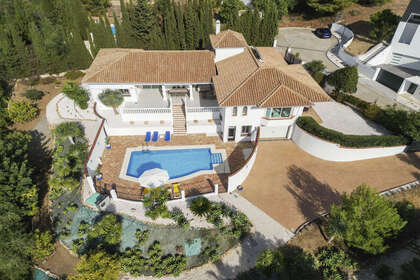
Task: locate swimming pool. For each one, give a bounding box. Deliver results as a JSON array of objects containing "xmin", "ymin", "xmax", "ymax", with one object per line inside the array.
[{"xmin": 126, "ymin": 148, "xmax": 216, "ymax": 179}]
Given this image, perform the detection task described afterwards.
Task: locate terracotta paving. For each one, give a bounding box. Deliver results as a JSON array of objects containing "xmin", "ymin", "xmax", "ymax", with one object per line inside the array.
[
  {"xmin": 99, "ymin": 134, "xmax": 254, "ymax": 200},
  {"xmin": 241, "ymin": 141, "xmax": 420, "ymax": 232}
]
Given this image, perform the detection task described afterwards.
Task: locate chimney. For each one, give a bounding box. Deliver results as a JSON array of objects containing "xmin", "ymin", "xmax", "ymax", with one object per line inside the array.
[{"xmin": 215, "ymin": 20, "xmax": 221, "ymax": 35}]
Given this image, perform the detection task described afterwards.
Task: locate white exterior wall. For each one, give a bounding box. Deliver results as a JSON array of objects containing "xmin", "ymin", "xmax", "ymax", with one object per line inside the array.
[
  {"xmin": 121, "ymin": 110, "xmax": 172, "ymax": 122},
  {"xmin": 86, "ymin": 123, "xmax": 107, "ymax": 177},
  {"xmin": 227, "ymin": 146, "xmax": 258, "ymax": 192},
  {"xmin": 104, "ymin": 122, "xmax": 172, "ymax": 136},
  {"xmin": 292, "ymin": 125, "xmax": 407, "ymax": 162},
  {"xmin": 222, "ymin": 106, "xmax": 265, "ymax": 142},
  {"xmin": 366, "ymin": 46, "xmax": 392, "ymax": 66},
  {"xmin": 390, "ymin": 21, "xmax": 420, "ymax": 68},
  {"xmin": 214, "ymin": 48, "xmax": 245, "ymax": 62},
  {"xmin": 82, "ymin": 83, "xmax": 139, "ymax": 110}
]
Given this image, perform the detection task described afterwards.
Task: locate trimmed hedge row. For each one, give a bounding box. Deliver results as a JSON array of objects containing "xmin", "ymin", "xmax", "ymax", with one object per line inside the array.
[{"xmin": 296, "ymin": 116, "xmax": 409, "ymax": 148}]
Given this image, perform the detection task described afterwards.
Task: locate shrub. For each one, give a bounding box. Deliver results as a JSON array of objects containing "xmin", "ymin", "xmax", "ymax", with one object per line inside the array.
[
  {"xmin": 135, "ymin": 230, "xmax": 149, "ymax": 247},
  {"xmin": 375, "ymin": 264, "xmax": 394, "ymax": 279},
  {"xmin": 60, "ymin": 228, "xmax": 71, "ymax": 239},
  {"xmin": 312, "ymin": 71, "xmax": 325, "ymax": 85},
  {"xmin": 22, "ymin": 76, "xmax": 40, "ymax": 86},
  {"xmin": 31, "ymin": 229, "xmax": 55, "ymax": 262},
  {"xmin": 78, "ymin": 221, "xmax": 90, "ymax": 237},
  {"xmin": 304, "ymin": 60, "xmax": 325, "ymax": 76},
  {"xmin": 40, "ymin": 76, "xmax": 56, "ymax": 84},
  {"xmin": 8, "ymin": 100, "xmax": 39, "ymax": 123},
  {"xmin": 399, "ymin": 258, "xmax": 420, "ymax": 279},
  {"xmin": 362, "ymin": 103, "xmax": 382, "ymax": 120},
  {"xmin": 87, "ymin": 214, "xmax": 122, "ymax": 246},
  {"xmin": 314, "ymin": 246, "xmax": 357, "ymax": 279},
  {"xmin": 64, "ymin": 70, "xmax": 85, "ymax": 80},
  {"xmin": 201, "ymin": 247, "xmax": 220, "ymax": 263},
  {"xmin": 328, "ymin": 185, "xmax": 407, "ymax": 255},
  {"xmin": 72, "ymin": 238, "xmax": 85, "ymax": 255},
  {"xmin": 67, "ymin": 250, "xmax": 121, "ymax": 280},
  {"xmin": 190, "ymin": 197, "xmax": 212, "ymax": 217},
  {"xmin": 296, "ymin": 116, "xmax": 409, "ymax": 147},
  {"xmin": 62, "ymin": 82, "xmax": 90, "ymax": 109},
  {"xmin": 327, "ymin": 66, "xmax": 358, "ymax": 93},
  {"xmin": 394, "ymin": 201, "xmax": 416, "ymax": 223},
  {"xmin": 23, "ymin": 89, "xmax": 44, "ymax": 101}
]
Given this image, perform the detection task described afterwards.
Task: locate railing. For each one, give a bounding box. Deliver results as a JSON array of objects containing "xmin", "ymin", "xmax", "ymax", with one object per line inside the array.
[
  {"xmin": 186, "ymin": 107, "xmax": 222, "ymax": 113},
  {"xmin": 122, "ymin": 108, "xmax": 171, "ymax": 114}
]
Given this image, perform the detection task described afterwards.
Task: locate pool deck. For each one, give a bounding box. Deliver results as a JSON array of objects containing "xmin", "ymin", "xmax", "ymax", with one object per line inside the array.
[{"xmin": 98, "ymin": 134, "xmax": 254, "ymax": 200}]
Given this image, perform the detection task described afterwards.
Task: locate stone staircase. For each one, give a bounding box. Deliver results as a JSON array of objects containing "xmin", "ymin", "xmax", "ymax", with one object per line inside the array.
[{"xmin": 172, "ymin": 105, "xmax": 186, "ymax": 135}]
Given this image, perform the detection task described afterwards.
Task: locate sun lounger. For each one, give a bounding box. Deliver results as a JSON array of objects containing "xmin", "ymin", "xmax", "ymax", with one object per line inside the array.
[
  {"xmin": 145, "ymin": 131, "xmax": 151, "ymax": 142},
  {"xmin": 173, "ymin": 183, "xmax": 181, "ymax": 198},
  {"xmin": 152, "ymin": 131, "xmax": 158, "ymax": 142},
  {"xmin": 164, "ymin": 131, "xmax": 170, "ymax": 142}
]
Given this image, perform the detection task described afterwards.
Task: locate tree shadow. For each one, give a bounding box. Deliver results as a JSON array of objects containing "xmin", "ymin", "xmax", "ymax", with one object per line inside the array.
[
  {"xmin": 204, "ymin": 231, "xmax": 286, "ymax": 280},
  {"xmin": 29, "ymin": 130, "xmax": 53, "ymax": 230},
  {"xmin": 396, "ymin": 152, "xmax": 420, "ymax": 171},
  {"xmin": 347, "ymin": 20, "xmax": 376, "ymax": 43},
  {"xmin": 285, "ymin": 165, "xmax": 341, "ymax": 222}
]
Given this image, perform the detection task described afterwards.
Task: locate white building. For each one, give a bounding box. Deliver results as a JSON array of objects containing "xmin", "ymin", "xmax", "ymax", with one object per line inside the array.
[
  {"xmin": 366, "ymin": 0, "xmax": 420, "ymax": 100},
  {"xmin": 81, "ymin": 29, "xmax": 331, "ymax": 142}
]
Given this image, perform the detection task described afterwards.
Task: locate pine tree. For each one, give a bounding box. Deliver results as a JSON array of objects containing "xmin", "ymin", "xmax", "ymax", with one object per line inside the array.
[
  {"xmin": 129, "ymin": 0, "xmax": 160, "ymax": 49},
  {"xmin": 69, "ymin": 0, "xmax": 90, "ymax": 40}
]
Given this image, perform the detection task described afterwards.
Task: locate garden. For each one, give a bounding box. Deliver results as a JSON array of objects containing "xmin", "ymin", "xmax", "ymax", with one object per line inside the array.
[{"xmin": 49, "ymin": 185, "xmax": 251, "ymax": 279}]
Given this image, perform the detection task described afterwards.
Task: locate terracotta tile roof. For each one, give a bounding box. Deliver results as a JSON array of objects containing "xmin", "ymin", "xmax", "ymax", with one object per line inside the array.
[
  {"xmin": 82, "ymin": 49, "xmax": 216, "ymax": 84},
  {"xmin": 209, "ymin": 29, "xmax": 248, "ymax": 48},
  {"xmin": 213, "ymin": 47, "xmax": 331, "ymax": 107}
]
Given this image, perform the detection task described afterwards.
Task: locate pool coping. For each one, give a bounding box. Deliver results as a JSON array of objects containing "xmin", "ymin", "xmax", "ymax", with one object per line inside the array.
[{"xmin": 118, "ymin": 144, "xmax": 230, "ymax": 184}]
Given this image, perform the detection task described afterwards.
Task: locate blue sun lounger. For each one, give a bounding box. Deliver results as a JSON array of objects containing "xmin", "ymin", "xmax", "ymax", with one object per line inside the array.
[
  {"xmin": 164, "ymin": 131, "xmax": 171, "ymax": 142},
  {"xmin": 152, "ymin": 131, "xmax": 159, "ymax": 142},
  {"xmin": 145, "ymin": 131, "xmax": 151, "ymax": 142}
]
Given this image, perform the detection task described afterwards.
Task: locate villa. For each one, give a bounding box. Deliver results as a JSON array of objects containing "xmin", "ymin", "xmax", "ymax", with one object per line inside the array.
[{"xmin": 81, "ymin": 28, "xmax": 331, "ymax": 142}]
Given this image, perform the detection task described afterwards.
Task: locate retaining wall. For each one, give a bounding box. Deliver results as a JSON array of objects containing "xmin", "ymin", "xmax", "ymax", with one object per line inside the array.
[{"xmin": 292, "ymin": 125, "xmax": 406, "ymax": 162}]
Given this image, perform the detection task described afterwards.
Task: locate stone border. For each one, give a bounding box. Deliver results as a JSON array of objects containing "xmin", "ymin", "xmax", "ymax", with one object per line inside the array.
[{"xmin": 118, "ymin": 144, "xmax": 229, "ymax": 184}]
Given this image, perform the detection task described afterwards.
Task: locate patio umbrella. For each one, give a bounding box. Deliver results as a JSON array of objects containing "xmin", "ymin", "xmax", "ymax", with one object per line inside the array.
[{"xmin": 138, "ymin": 168, "xmax": 169, "ymax": 188}]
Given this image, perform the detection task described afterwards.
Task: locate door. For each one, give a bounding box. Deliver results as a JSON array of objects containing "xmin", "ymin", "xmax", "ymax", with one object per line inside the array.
[{"xmin": 228, "ymin": 127, "xmax": 236, "ymax": 141}]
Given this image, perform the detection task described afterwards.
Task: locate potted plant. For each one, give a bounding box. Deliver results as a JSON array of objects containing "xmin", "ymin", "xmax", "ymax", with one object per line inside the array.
[
  {"xmin": 105, "ymin": 136, "xmax": 111, "ymax": 149},
  {"xmin": 95, "ymin": 168, "xmax": 103, "ymax": 181}
]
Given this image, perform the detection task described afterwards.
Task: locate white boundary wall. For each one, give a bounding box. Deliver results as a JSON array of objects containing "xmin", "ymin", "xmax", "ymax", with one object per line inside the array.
[
  {"xmin": 292, "ymin": 125, "xmax": 406, "ymax": 162},
  {"xmin": 227, "ymin": 147, "xmax": 258, "ymax": 192},
  {"xmin": 86, "ymin": 123, "xmax": 107, "ymax": 177}
]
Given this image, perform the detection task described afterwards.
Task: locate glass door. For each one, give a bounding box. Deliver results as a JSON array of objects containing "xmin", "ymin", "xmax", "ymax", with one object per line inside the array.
[{"xmin": 228, "ymin": 126, "xmax": 236, "ymax": 141}]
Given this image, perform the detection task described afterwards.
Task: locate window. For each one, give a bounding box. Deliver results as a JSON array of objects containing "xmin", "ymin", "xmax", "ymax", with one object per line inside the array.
[
  {"xmin": 232, "ymin": 107, "xmax": 238, "ymax": 116},
  {"xmin": 119, "ymin": 89, "xmax": 130, "ymax": 96},
  {"xmin": 407, "ymin": 83, "xmax": 418, "ymax": 95},
  {"xmin": 265, "ymin": 107, "xmax": 292, "ymax": 119},
  {"xmin": 241, "ymin": 125, "xmax": 252, "ymax": 136},
  {"xmin": 242, "ymin": 106, "xmax": 248, "ymax": 116}
]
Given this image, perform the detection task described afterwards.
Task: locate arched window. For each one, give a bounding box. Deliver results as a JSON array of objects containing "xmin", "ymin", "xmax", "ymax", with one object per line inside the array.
[{"xmin": 232, "ymin": 107, "xmax": 238, "ymax": 116}]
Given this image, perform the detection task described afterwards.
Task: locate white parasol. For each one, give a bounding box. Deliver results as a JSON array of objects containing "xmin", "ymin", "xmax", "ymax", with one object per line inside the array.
[{"xmin": 138, "ymin": 168, "xmax": 169, "ymax": 188}]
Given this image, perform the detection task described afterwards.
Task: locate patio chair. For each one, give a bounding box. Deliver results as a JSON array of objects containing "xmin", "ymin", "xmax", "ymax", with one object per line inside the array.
[
  {"xmin": 152, "ymin": 131, "xmax": 158, "ymax": 142},
  {"xmin": 164, "ymin": 131, "xmax": 171, "ymax": 142},
  {"xmin": 172, "ymin": 183, "xmax": 181, "ymax": 199},
  {"xmin": 145, "ymin": 131, "xmax": 151, "ymax": 142}
]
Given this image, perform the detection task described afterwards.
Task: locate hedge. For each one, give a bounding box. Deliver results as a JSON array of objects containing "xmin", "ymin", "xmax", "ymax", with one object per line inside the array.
[{"xmin": 296, "ymin": 117, "xmax": 409, "ymax": 148}]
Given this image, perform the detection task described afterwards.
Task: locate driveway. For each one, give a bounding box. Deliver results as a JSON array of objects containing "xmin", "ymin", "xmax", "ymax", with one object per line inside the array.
[
  {"xmin": 276, "ymin": 28, "xmax": 339, "ymax": 71},
  {"xmin": 313, "ymin": 101, "xmax": 389, "ymax": 135},
  {"xmin": 241, "ymin": 141, "xmax": 420, "ymax": 232}
]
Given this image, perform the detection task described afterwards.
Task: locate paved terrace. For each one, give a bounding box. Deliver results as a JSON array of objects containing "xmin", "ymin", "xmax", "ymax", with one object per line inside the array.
[
  {"xmin": 99, "ymin": 135, "xmax": 254, "ymax": 200},
  {"xmin": 241, "ymin": 141, "xmax": 420, "ymax": 232}
]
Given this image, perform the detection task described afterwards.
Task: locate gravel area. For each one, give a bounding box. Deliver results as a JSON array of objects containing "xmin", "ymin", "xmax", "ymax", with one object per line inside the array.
[{"xmin": 313, "ymin": 101, "xmax": 389, "ymax": 135}]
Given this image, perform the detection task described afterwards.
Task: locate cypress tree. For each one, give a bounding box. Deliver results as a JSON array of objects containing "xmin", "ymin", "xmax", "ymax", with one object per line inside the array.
[
  {"xmin": 67, "ymin": 32, "xmax": 92, "ymax": 70},
  {"xmin": 184, "ymin": 3, "xmax": 195, "ymax": 49},
  {"xmin": 129, "ymin": 0, "xmax": 160, "ymax": 49},
  {"xmin": 118, "ymin": 0, "xmax": 136, "ymax": 48},
  {"xmin": 163, "ymin": 4, "xmax": 178, "ymax": 50},
  {"xmin": 259, "ymin": 0, "xmax": 278, "ymax": 46},
  {"xmin": 174, "ymin": 3, "xmax": 186, "ymax": 49},
  {"xmin": 103, "ymin": 16, "xmax": 117, "ymax": 48},
  {"xmin": 69, "ymin": 0, "xmax": 90, "ymax": 39}
]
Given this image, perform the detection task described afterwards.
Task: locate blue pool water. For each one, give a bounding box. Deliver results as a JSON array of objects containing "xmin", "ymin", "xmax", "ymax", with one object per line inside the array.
[{"xmin": 126, "ymin": 148, "xmax": 213, "ymax": 179}]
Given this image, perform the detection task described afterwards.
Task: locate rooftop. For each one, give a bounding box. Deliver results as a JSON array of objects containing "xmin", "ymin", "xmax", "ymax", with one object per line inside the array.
[
  {"xmin": 209, "ymin": 29, "xmax": 249, "ymax": 48},
  {"xmin": 82, "ymin": 49, "xmax": 216, "ymax": 84}
]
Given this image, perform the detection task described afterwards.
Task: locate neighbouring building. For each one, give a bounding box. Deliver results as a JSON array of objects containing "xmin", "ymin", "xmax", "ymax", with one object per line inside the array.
[
  {"xmin": 81, "ymin": 28, "xmax": 331, "ymax": 142},
  {"xmin": 365, "ymin": 0, "xmax": 420, "ymax": 100}
]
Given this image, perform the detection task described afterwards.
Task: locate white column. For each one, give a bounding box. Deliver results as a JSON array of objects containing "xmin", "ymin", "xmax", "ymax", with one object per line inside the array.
[
  {"xmin": 215, "ymin": 20, "xmax": 221, "ymax": 35},
  {"xmin": 162, "ymin": 85, "xmax": 167, "ymax": 101},
  {"xmin": 273, "ymin": 39, "xmax": 277, "ymax": 47},
  {"xmin": 214, "ymin": 184, "xmax": 219, "ymax": 195},
  {"xmin": 110, "ymin": 189, "xmax": 118, "ymax": 199},
  {"xmin": 181, "ymin": 190, "xmax": 185, "ymax": 201},
  {"xmin": 189, "ymin": 85, "xmax": 193, "ymax": 100},
  {"xmin": 397, "ymin": 79, "xmax": 407, "ymax": 94},
  {"xmin": 372, "ymin": 67, "xmax": 381, "ymax": 81}
]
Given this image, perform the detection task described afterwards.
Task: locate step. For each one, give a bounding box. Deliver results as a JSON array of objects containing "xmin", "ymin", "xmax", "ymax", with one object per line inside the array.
[{"xmin": 210, "ymin": 153, "xmax": 223, "ymax": 164}]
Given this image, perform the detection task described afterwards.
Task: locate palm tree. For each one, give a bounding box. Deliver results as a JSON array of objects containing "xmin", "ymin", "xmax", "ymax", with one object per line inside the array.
[{"xmin": 98, "ymin": 89, "xmax": 124, "ymax": 114}]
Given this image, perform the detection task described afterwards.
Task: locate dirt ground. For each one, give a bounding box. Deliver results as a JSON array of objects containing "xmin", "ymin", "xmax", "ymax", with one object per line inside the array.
[
  {"xmin": 279, "ymin": 0, "xmax": 410, "ymax": 56},
  {"xmin": 40, "ymin": 242, "xmax": 78, "ymax": 277},
  {"xmin": 241, "ymin": 141, "xmax": 420, "ymax": 232},
  {"xmin": 9, "ymin": 76, "xmax": 83, "ymax": 131}
]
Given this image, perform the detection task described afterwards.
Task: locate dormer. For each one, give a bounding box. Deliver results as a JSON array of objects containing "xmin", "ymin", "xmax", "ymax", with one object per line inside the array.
[{"xmin": 209, "ymin": 22, "xmax": 248, "ymax": 62}]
